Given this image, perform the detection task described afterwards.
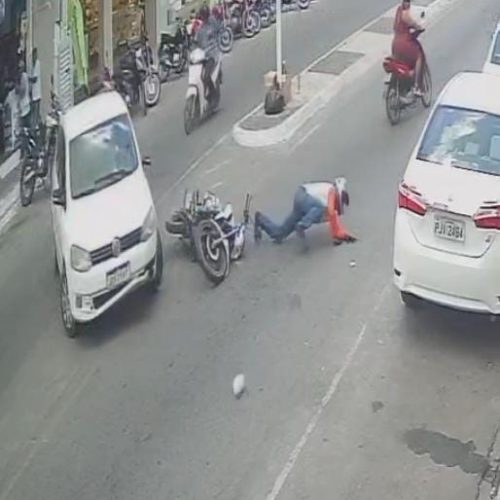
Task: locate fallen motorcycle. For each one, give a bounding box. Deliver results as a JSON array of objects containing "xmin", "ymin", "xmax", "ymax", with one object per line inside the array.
[{"xmin": 165, "ymin": 190, "xmax": 252, "ymax": 285}]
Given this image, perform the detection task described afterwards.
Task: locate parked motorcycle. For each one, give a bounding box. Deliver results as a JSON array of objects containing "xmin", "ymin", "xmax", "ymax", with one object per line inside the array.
[
  {"xmin": 113, "ymin": 40, "xmax": 148, "ymax": 116},
  {"xmin": 212, "ymin": 2, "xmax": 235, "ymax": 53},
  {"xmin": 218, "ymin": 0, "xmax": 261, "ymax": 41},
  {"xmin": 165, "ymin": 190, "xmax": 252, "ymax": 284},
  {"xmin": 282, "ymin": 0, "xmax": 311, "ymax": 10},
  {"xmin": 184, "ymin": 45, "xmax": 223, "ymax": 135},
  {"xmin": 42, "ymin": 91, "xmax": 62, "ymax": 188},
  {"xmin": 19, "ymin": 126, "xmax": 47, "ymax": 207},
  {"xmin": 158, "ymin": 19, "xmax": 190, "ymax": 83},
  {"xmin": 254, "ymin": 0, "xmax": 272, "ymax": 28},
  {"xmin": 383, "ymin": 25, "xmax": 431, "ymax": 125},
  {"xmin": 139, "ymin": 36, "xmax": 162, "ymax": 107}
]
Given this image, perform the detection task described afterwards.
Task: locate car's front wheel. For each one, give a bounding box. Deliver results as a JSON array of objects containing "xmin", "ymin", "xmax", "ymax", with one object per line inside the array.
[
  {"xmin": 60, "ymin": 270, "xmax": 80, "ymax": 338},
  {"xmin": 149, "ymin": 231, "xmax": 164, "ymax": 292}
]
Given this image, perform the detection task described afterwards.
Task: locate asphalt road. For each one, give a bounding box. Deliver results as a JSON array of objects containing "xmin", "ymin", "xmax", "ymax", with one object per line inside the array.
[{"xmin": 1, "ymin": 0, "xmax": 500, "ymax": 499}]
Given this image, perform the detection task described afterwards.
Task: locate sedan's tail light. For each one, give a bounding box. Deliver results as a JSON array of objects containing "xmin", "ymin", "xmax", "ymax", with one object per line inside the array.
[
  {"xmin": 473, "ymin": 203, "xmax": 500, "ymax": 230},
  {"xmin": 398, "ymin": 182, "xmax": 427, "ymax": 216}
]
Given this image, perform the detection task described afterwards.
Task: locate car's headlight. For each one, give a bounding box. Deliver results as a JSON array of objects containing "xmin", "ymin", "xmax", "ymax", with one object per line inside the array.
[
  {"xmin": 141, "ymin": 207, "xmax": 156, "ymax": 242},
  {"xmin": 71, "ymin": 245, "xmax": 92, "ymax": 272}
]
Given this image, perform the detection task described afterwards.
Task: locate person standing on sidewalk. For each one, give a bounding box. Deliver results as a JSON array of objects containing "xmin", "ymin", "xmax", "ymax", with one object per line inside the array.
[
  {"xmin": 30, "ymin": 48, "xmax": 41, "ymax": 127},
  {"xmin": 254, "ymin": 178, "xmax": 357, "ymax": 250}
]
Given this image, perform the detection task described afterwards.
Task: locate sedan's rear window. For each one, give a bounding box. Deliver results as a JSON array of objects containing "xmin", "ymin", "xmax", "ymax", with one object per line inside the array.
[
  {"xmin": 417, "ymin": 105, "xmax": 500, "ymax": 176},
  {"xmin": 491, "ymin": 32, "xmax": 500, "ymax": 64}
]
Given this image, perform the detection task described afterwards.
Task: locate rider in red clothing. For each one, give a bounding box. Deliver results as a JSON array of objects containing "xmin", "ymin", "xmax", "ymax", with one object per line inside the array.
[{"xmin": 392, "ymin": 0, "xmax": 424, "ymax": 95}]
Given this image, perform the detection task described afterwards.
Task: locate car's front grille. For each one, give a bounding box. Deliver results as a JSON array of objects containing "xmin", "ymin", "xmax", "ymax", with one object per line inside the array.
[
  {"xmin": 93, "ymin": 283, "xmax": 127, "ymax": 310},
  {"xmin": 90, "ymin": 227, "xmax": 142, "ymax": 265}
]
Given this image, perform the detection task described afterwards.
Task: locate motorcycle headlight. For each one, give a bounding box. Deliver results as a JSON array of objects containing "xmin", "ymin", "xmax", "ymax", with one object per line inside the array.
[
  {"xmin": 71, "ymin": 245, "xmax": 92, "ymax": 272},
  {"xmin": 190, "ymin": 48, "xmax": 205, "ymax": 64},
  {"xmin": 141, "ymin": 207, "xmax": 156, "ymax": 242}
]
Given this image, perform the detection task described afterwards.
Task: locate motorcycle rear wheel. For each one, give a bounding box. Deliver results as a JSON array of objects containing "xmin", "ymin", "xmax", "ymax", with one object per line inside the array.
[
  {"xmin": 20, "ymin": 157, "xmax": 36, "ymax": 207},
  {"xmin": 385, "ymin": 82, "xmax": 401, "ymax": 125},
  {"xmin": 193, "ymin": 219, "xmax": 230, "ymax": 285}
]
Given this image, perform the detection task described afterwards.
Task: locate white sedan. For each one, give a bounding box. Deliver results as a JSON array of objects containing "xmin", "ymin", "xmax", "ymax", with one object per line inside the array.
[
  {"xmin": 483, "ymin": 22, "xmax": 500, "ymax": 75},
  {"xmin": 394, "ymin": 71, "xmax": 500, "ymax": 314},
  {"xmin": 51, "ymin": 91, "xmax": 163, "ymax": 337}
]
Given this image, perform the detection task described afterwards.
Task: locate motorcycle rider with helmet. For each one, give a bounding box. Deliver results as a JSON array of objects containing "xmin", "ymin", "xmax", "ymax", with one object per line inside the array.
[
  {"xmin": 193, "ymin": 3, "xmax": 220, "ymax": 103},
  {"xmin": 392, "ymin": 0, "xmax": 424, "ymax": 96}
]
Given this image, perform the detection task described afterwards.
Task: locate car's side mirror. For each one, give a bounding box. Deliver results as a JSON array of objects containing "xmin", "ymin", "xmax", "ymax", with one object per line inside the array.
[
  {"xmin": 52, "ymin": 188, "xmax": 65, "ymax": 207},
  {"xmin": 142, "ymin": 156, "xmax": 152, "ymax": 167}
]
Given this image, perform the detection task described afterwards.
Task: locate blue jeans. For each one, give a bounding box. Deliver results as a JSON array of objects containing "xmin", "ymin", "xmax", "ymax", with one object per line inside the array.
[{"xmin": 257, "ymin": 187, "xmax": 325, "ymax": 242}]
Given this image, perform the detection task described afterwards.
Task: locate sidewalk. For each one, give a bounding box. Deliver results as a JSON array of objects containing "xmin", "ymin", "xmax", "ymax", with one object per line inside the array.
[{"xmin": 0, "ymin": 150, "xmax": 21, "ymax": 235}]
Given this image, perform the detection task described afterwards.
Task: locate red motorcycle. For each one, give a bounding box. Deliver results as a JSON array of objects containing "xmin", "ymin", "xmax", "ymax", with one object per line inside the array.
[{"xmin": 383, "ymin": 28, "xmax": 432, "ymax": 125}]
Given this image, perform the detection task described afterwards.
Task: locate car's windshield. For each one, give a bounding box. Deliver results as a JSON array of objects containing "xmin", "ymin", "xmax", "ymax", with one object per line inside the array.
[
  {"xmin": 417, "ymin": 105, "xmax": 500, "ymax": 176},
  {"xmin": 491, "ymin": 32, "xmax": 500, "ymax": 64},
  {"xmin": 70, "ymin": 114, "xmax": 138, "ymax": 199}
]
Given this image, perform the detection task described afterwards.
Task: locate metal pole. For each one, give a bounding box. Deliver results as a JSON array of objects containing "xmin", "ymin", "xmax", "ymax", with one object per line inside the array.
[{"xmin": 276, "ymin": 0, "xmax": 282, "ymax": 84}]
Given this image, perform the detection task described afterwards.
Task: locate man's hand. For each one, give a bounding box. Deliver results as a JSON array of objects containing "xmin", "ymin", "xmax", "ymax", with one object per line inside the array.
[{"xmin": 333, "ymin": 234, "xmax": 357, "ymax": 246}]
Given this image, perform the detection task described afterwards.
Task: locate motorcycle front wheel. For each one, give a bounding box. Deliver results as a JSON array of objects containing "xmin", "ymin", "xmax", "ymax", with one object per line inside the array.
[
  {"xmin": 145, "ymin": 73, "xmax": 161, "ymax": 107},
  {"xmin": 20, "ymin": 157, "xmax": 36, "ymax": 207},
  {"xmin": 385, "ymin": 81, "xmax": 401, "ymax": 126},
  {"xmin": 184, "ymin": 95, "xmax": 199, "ymax": 135},
  {"xmin": 251, "ymin": 10, "xmax": 262, "ymax": 34},
  {"xmin": 193, "ymin": 219, "xmax": 230, "ymax": 285},
  {"xmin": 242, "ymin": 12, "xmax": 256, "ymax": 38},
  {"xmin": 260, "ymin": 7, "xmax": 272, "ymax": 28},
  {"xmin": 218, "ymin": 26, "xmax": 234, "ymax": 53}
]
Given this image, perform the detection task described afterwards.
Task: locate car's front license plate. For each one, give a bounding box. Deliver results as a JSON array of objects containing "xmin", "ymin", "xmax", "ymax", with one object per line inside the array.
[
  {"xmin": 106, "ymin": 263, "xmax": 131, "ymax": 289},
  {"xmin": 434, "ymin": 216, "xmax": 465, "ymax": 242}
]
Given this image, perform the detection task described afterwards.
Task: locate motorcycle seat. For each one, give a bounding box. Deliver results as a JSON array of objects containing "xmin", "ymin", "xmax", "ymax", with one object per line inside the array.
[{"xmin": 383, "ymin": 56, "xmax": 414, "ymax": 77}]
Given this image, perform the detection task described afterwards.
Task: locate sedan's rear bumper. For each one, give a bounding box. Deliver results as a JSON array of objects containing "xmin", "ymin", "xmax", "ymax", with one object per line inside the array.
[{"xmin": 393, "ymin": 210, "xmax": 500, "ymax": 315}]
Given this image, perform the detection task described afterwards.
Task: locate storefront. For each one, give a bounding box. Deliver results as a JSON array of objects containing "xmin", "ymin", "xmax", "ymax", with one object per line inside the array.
[
  {"xmin": 66, "ymin": 0, "xmax": 158, "ymax": 99},
  {"xmin": 0, "ymin": 0, "xmax": 28, "ymax": 157}
]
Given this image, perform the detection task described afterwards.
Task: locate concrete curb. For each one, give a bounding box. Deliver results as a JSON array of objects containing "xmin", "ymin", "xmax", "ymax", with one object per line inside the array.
[{"xmin": 232, "ymin": 0, "xmax": 461, "ymax": 148}]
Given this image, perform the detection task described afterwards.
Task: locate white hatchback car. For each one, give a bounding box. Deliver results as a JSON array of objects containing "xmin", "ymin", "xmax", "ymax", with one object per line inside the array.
[
  {"xmin": 51, "ymin": 91, "xmax": 163, "ymax": 337},
  {"xmin": 394, "ymin": 71, "xmax": 500, "ymax": 314},
  {"xmin": 483, "ymin": 22, "xmax": 500, "ymax": 76}
]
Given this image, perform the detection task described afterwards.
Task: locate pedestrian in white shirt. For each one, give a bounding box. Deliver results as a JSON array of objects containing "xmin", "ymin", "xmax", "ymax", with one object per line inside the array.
[
  {"xmin": 17, "ymin": 60, "xmax": 31, "ymax": 129},
  {"xmin": 30, "ymin": 48, "xmax": 41, "ymax": 127}
]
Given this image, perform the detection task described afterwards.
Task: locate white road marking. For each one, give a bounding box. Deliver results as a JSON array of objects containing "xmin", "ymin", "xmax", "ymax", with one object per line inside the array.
[
  {"xmin": 290, "ymin": 123, "xmax": 321, "ymax": 153},
  {"xmin": 210, "ymin": 181, "xmax": 224, "ymax": 190},
  {"xmin": 266, "ymin": 284, "xmax": 390, "ymax": 500},
  {"xmin": 204, "ymin": 159, "xmax": 230, "ymax": 175}
]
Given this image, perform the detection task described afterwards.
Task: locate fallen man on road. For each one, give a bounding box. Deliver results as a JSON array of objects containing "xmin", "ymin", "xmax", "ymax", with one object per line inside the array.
[{"xmin": 254, "ymin": 178, "xmax": 357, "ymax": 249}]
